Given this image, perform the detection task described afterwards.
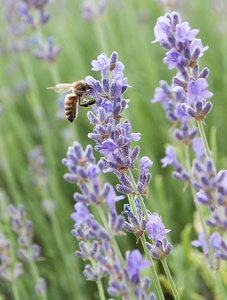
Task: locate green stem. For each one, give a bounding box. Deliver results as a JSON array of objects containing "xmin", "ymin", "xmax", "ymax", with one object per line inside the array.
[
  {"xmin": 127, "ymin": 171, "xmax": 166, "ymax": 300},
  {"xmin": 215, "ymin": 272, "xmax": 226, "ymax": 300},
  {"xmin": 161, "ymin": 259, "xmax": 180, "ymax": 300},
  {"xmin": 97, "ymin": 205, "xmax": 125, "ymax": 266},
  {"xmin": 197, "ymin": 121, "xmax": 211, "ymax": 158},
  {"xmin": 127, "ymin": 170, "xmax": 149, "ymax": 221},
  {"xmin": 29, "ymin": 260, "xmax": 48, "ymax": 300},
  {"xmin": 127, "ymin": 169, "xmax": 181, "ymax": 299},
  {"xmin": 90, "ymin": 260, "xmax": 106, "ymax": 300},
  {"xmin": 96, "ymin": 279, "xmax": 106, "ymax": 300},
  {"xmin": 140, "ymin": 235, "xmax": 165, "ymax": 300},
  {"xmin": 11, "ymin": 281, "xmax": 21, "ymax": 300}
]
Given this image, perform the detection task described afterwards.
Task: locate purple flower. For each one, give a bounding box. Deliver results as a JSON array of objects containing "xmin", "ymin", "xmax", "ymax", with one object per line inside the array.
[
  {"xmin": 87, "ymin": 53, "xmax": 134, "ymax": 176},
  {"xmin": 96, "ymin": 139, "xmax": 119, "ymax": 156},
  {"xmin": 8, "ymin": 204, "xmax": 43, "ymax": 266},
  {"xmin": 31, "ymin": 36, "xmax": 61, "ymax": 63},
  {"xmin": 181, "ymin": 100, "xmax": 213, "ymax": 121},
  {"xmin": 163, "ymin": 49, "xmax": 188, "ymax": 70},
  {"xmin": 92, "ymin": 99, "xmax": 112, "ymax": 117},
  {"xmin": 210, "ymin": 233, "xmax": 227, "ymax": 261},
  {"xmin": 192, "ymin": 138, "xmax": 205, "ymax": 161},
  {"xmin": 191, "ymin": 231, "xmax": 209, "ymax": 257},
  {"xmin": 62, "ymin": 142, "xmax": 102, "ymax": 184},
  {"xmin": 136, "ymin": 170, "xmax": 152, "ymax": 197},
  {"xmin": 174, "ymin": 122, "xmax": 198, "ymax": 145},
  {"xmin": 151, "ymin": 81, "xmax": 172, "ymax": 105},
  {"xmin": 210, "ymin": 232, "xmax": 222, "ymax": 250},
  {"xmin": 153, "ymin": 15, "xmax": 174, "ymax": 45},
  {"xmin": 152, "ymin": 10, "xmax": 213, "ymax": 141},
  {"xmin": 123, "ymin": 201, "xmax": 147, "ymax": 243},
  {"xmin": 160, "ymin": 146, "xmax": 177, "ymax": 168},
  {"xmin": 71, "ymin": 202, "xmax": 92, "ymax": 227},
  {"xmin": 192, "ymin": 158, "xmax": 217, "ymax": 193},
  {"xmin": 190, "ymin": 39, "xmax": 208, "ymax": 58},
  {"xmin": 187, "ymin": 78, "xmax": 213, "ymax": 105},
  {"xmin": 139, "ymin": 156, "xmax": 153, "ymax": 171},
  {"xmin": 176, "ymin": 22, "xmax": 199, "ymax": 43},
  {"xmin": 146, "ymin": 237, "xmax": 172, "ymax": 260},
  {"xmin": 18, "ymin": 3, "xmax": 34, "ymax": 28},
  {"xmin": 81, "ymin": 1, "xmax": 94, "ymax": 22},
  {"xmin": 217, "ymin": 170, "xmax": 227, "ymax": 206},
  {"xmin": 126, "ymin": 250, "xmax": 151, "ymax": 283},
  {"xmin": 161, "ymin": 146, "xmax": 190, "ymax": 181},
  {"xmin": 92, "ymin": 53, "xmax": 109, "ymax": 71},
  {"xmin": 104, "ymin": 184, "xmax": 125, "ymax": 211},
  {"xmin": 0, "ymin": 234, "xmax": 24, "ymax": 282},
  {"xmin": 146, "ymin": 212, "xmax": 171, "ymax": 241}
]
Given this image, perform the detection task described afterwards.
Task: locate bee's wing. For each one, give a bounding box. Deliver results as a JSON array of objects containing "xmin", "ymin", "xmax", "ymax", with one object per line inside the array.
[{"xmin": 47, "ymin": 83, "xmax": 74, "ymax": 93}]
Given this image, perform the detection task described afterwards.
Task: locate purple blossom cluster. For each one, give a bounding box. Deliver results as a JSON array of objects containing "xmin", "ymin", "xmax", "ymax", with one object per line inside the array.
[
  {"xmin": 151, "ymin": 11, "xmax": 213, "ymax": 144},
  {"xmin": 8, "ymin": 204, "xmax": 42, "ymax": 264},
  {"xmin": 161, "ymin": 145, "xmax": 190, "ymax": 182},
  {"xmin": 31, "ymin": 36, "xmax": 61, "ymax": 63},
  {"xmin": 122, "ymin": 197, "xmax": 147, "ymax": 243},
  {"xmin": 83, "ymin": 52, "xmax": 172, "ymax": 257},
  {"xmin": 0, "ymin": 204, "xmax": 47, "ymax": 296},
  {"xmin": 2, "ymin": 0, "xmax": 61, "ymax": 61},
  {"xmin": 63, "ymin": 141, "xmax": 156, "ymax": 299},
  {"xmin": 160, "ymin": 139, "xmax": 211, "ymax": 185},
  {"xmin": 122, "ymin": 197, "xmax": 172, "ymax": 259},
  {"xmin": 85, "ymin": 52, "xmax": 152, "ymax": 198},
  {"xmin": 0, "ymin": 233, "xmax": 23, "ymax": 282},
  {"xmin": 152, "ymin": 12, "xmax": 215, "ymax": 187},
  {"xmin": 191, "ymin": 160, "xmax": 227, "ymax": 266},
  {"xmin": 192, "ymin": 231, "xmax": 227, "ymax": 271},
  {"xmin": 146, "ymin": 212, "xmax": 172, "ymax": 260},
  {"xmin": 151, "ymin": 11, "xmax": 227, "ymax": 273}
]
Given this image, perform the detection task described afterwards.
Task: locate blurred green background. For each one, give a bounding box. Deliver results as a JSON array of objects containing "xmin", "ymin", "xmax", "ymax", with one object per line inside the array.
[{"xmin": 0, "ymin": 0, "xmax": 227, "ymax": 299}]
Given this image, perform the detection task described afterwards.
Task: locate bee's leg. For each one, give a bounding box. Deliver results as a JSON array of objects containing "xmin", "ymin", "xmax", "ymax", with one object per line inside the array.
[{"xmin": 79, "ymin": 98, "xmax": 96, "ymax": 107}]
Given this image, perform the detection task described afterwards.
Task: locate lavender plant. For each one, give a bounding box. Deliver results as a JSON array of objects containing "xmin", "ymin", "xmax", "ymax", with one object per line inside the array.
[
  {"xmin": 151, "ymin": 11, "xmax": 226, "ymax": 297},
  {"xmin": 63, "ymin": 142, "xmax": 156, "ymax": 300},
  {"xmin": 0, "ymin": 233, "xmax": 23, "ymax": 283},
  {"xmin": 62, "ymin": 52, "xmax": 181, "ymax": 300},
  {"xmin": 2, "ymin": 0, "xmax": 59, "ymax": 59},
  {"xmin": 0, "ymin": 204, "xmax": 47, "ymax": 299},
  {"xmin": 8, "ymin": 204, "xmax": 47, "ymax": 299}
]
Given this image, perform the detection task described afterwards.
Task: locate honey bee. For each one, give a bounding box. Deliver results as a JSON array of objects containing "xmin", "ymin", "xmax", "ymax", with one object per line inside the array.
[{"xmin": 47, "ymin": 80, "xmax": 95, "ymax": 122}]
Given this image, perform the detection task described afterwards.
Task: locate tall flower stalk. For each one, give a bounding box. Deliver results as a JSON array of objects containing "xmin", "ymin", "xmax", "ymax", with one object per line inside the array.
[
  {"xmin": 151, "ymin": 11, "xmax": 226, "ymax": 298},
  {"xmin": 61, "ymin": 52, "xmax": 182, "ymax": 299},
  {"xmin": 63, "ymin": 142, "xmax": 156, "ymax": 300}
]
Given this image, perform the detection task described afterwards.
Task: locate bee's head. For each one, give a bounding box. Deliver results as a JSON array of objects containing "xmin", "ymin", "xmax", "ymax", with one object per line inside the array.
[{"xmin": 73, "ymin": 80, "xmax": 93, "ymax": 94}]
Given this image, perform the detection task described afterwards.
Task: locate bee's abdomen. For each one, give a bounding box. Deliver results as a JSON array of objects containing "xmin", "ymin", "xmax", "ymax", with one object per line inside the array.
[{"xmin": 64, "ymin": 94, "xmax": 78, "ymax": 123}]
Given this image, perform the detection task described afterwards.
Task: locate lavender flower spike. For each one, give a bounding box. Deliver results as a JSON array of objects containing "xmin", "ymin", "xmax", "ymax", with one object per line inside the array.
[{"xmin": 151, "ymin": 10, "xmax": 213, "ymax": 156}]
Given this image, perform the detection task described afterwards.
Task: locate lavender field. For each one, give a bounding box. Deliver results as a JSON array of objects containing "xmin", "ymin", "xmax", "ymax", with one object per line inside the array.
[{"xmin": 0, "ymin": 0, "xmax": 227, "ymax": 299}]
